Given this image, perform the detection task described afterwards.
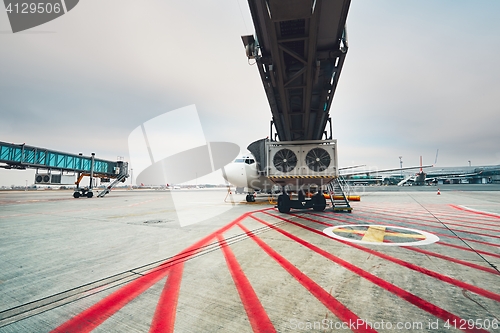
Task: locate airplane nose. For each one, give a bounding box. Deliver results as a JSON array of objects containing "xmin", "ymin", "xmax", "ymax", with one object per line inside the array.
[{"xmin": 222, "ymin": 162, "xmax": 248, "ymax": 188}]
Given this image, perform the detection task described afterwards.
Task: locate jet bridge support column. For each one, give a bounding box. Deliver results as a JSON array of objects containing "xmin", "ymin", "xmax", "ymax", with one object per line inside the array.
[
  {"xmin": 89, "ymin": 153, "xmax": 95, "ymax": 191},
  {"xmin": 86, "ymin": 152, "xmax": 95, "ymax": 197},
  {"xmin": 74, "ymin": 153, "xmax": 96, "ymax": 198}
]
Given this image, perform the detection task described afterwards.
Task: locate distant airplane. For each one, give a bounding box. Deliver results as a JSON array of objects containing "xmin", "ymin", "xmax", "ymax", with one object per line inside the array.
[
  {"xmin": 137, "ymin": 183, "xmax": 181, "ymax": 190},
  {"xmin": 397, "ymin": 156, "xmax": 427, "ymax": 186},
  {"xmin": 397, "ymin": 164, "xmax": 500, "ymax": 186}
]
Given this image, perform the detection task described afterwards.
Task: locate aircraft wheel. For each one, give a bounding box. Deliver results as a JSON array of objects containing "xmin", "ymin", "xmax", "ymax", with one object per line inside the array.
[
  {"xmin": 313, "ymin": 193, "xmax": 326, "ymax": 211},
  {"xmin": 73, "ymin": 192, "xmax": 80, "ymax": 199},
  {"xmin": 277, "ymin": 194, "xmax": 290, "ymax": 213},
  {"xmin": 86, "ymin": 191, "xmax": 94, "ymax": 198}
]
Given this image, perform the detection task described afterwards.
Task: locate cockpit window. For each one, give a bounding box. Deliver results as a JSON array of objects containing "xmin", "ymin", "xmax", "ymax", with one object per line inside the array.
[
  {"xmin": 245, "ymin": 159, "xmax": 255, "ymax": 164},
  {"xmin": 234, "ymin": 159, "xmax": 245, "ymax": 163}
]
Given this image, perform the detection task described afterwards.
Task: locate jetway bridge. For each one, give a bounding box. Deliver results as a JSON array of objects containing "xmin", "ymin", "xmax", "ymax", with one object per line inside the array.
[
  {"xmin": 242, "ymin": 0, "xmax": 351, "ymax": 141},
  {"xmin": 0, "ymin": 141, "xmax": 128, "ymax": 198},
  {"xmin": 241, "ymin": 0, "xmax": 353, "ymax": 212}
]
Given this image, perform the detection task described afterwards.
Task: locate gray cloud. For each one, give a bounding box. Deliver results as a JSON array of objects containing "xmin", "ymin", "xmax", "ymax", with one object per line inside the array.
[{"xmin": 1, "ymin": 0, "xmax": 499, "ymax": 185}]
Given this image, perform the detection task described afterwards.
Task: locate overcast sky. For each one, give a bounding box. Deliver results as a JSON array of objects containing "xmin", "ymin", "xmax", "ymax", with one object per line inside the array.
[{"xmin": 1, "ymin": 0, "xmax": 500, "ymax": 186}]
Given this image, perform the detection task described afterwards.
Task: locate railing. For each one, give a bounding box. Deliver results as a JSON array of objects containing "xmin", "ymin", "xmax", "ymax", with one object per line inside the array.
[{"xmin": 337, "ymin": 175, "xmax": 351, "ymax": 199}]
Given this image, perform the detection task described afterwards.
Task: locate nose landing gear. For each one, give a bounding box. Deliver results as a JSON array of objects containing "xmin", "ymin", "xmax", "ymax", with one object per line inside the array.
[{"xmin": 245, "ymin": 193, "xmax": 256, "ymax": 202}]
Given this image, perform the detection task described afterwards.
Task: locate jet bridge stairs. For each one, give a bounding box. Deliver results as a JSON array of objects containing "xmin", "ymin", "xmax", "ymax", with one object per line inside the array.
[
  {"xmin": 97, "ymin": 171, "xmax": 128, "ymax": 198},
  {"xmin": 327, "ymin": 176, "xmax": 352, "ymax": 212}
]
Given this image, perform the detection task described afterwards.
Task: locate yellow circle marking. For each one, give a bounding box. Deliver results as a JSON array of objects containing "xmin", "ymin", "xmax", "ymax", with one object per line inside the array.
[
  {"xmin": 323, "ymin": 225, "xmax": 439, "ymax": 246},
  {"xmin": 334, "ymin": 226, "xmax": 427, "ymax": 242}
]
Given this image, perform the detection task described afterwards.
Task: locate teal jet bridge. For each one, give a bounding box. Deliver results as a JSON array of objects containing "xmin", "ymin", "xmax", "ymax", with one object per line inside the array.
[{"xmin": 0, "ymin": 141, "xmax": 128, "ymax": 198}]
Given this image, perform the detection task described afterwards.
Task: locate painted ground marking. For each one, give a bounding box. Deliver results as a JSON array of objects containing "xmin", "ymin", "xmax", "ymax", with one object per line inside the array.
[{"xmin": 323, "ymin": 225, "xmax": 439, "ymax": 246}]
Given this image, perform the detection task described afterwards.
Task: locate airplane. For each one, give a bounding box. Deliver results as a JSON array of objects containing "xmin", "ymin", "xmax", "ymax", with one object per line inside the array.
[
  {"xmin": 398, "ymin": 164, "xmax": 500, "ymax": 186},
  {"xmin": 396, "ymin": 156, "xmax": 427, "ymax": 186},
  {"xmin": 222, "ymin": 139, "xmax": 432, "ymax": 203},
  {"xmin": 136, "ymin": 183, "xmax": 181, "ymax": 190}
]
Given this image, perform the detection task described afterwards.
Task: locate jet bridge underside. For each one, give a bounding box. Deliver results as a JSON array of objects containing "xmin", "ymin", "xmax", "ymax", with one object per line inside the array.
[{"xmin": 243, "ymin": 0, "xmax": 350, "ymax": 141}]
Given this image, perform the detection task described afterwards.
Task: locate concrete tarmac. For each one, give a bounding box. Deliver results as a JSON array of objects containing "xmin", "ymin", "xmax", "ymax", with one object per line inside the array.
[{"xmin": 0, "ymin": 186, "xmax": 499, "ymax": 332}]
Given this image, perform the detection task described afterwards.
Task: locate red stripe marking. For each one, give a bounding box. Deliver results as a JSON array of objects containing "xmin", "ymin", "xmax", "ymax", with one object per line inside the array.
[
  {"xmin": 437, "ymin": 241, "xmax": 500, "ymax": 259},
  {"xmin": 217, "ymin": 235, "xmax": 276, "ymax": 333},
  {"xmin": 265, "ymin": 212, "xmax": 500, "ymax": 303},
  {"xmin": 250, "ymin": 215, "xmax": 488, "ymax": 333},
  {"xmin": 51, "ymin": 209, "xmax": 271, "ymax": 332},
  {"xmin": 149, "ymin": 262, "xmax": 184, "ymax": 333},
  {"xmin": 358, "ymin": 205, "xmax": 500, "ymax": 228},
  {"xmin": 426, "ymin": 211, "xmax": 500, "ymax": 225},
  {"xmin": 357, "ymin": 208, "xmax": 500, "ymax": 234},
  {"xmin": 450, "ymin": 204, "xmax": 500, "ymax": 219},
  {"xmin": 51, "ymin": 268, "xmax": 170, "ymax": 333},
  {"xmin": 354, "ymin": 206, "xmax": 500, "ymax": 238},
  {"xmin": 402, "ymin": 247, "xmax": 500, "ymax": 275},
  {"xmin": 321, "ymin": 211, "xmax": 500, "ymax": 249},
  {"xmin": 355, "ymin": 209, "xmax": 500, "ymax": 235},
  {"xmin": 311, "ymin": 211, "xmax": 500, "ymax": 259},
  {"xmin": 305, "ymin": 213, "xmax": 500, "ymax": 275},
  {"xmin": 237, "ymin": 223, "xmax": 377, "ymax": 333}
]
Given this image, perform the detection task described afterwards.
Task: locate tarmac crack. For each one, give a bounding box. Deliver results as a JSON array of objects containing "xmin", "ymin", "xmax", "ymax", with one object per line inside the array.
[{"xmin": 462, "ymin": 289, "xmax": 500, "ymax": 321}]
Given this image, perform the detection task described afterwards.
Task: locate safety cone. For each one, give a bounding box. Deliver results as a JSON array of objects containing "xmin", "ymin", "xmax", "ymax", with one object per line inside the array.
[{"xmin": 437, "ymin": 188, "xmax": 441, "ymax": 195}]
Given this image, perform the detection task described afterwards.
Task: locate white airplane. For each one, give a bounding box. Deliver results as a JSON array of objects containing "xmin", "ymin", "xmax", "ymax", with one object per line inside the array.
[{"xmin": 222, "ymin": 152, "xmax": 430, "ymax": 202}]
